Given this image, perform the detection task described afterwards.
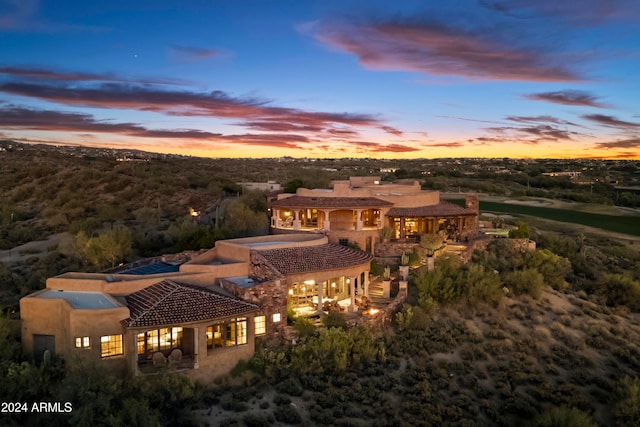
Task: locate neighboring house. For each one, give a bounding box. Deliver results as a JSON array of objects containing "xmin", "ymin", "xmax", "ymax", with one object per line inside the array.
[
  {"xmin": 20, "ymin": 234, "xmax": 372, "ymax": 381},
  {"xmin": 239, "ymin": 181, "xmax": 282, "ymax": 192},
  {"xmin": 270, "ymin": 176, "xmax": 479, "ymax": 252}
]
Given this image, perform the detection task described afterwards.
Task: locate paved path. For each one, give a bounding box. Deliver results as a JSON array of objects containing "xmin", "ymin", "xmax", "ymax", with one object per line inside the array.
[{"xmin": 0, "ymin": 232, "xmax": 70, "ymax": 263}]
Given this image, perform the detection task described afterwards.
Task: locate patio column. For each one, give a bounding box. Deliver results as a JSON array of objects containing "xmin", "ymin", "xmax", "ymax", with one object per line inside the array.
[
  {"xmin": 272, "ymin": 209, "xmax": 279, "ymax": 227},
  {"xmin": 128, "ymin": 332, "xmax": 137, "ymax": 375},
  {"xmin": 355, "ymin": 209, "xmax": 363, "ymax": 230},
  {"xmin": 400, "ymin": 217, "xmax": 406, "ymax": 239},
  {"xmin": 364, "ymin": 271, "xmax": 370, "ymax": 297},
  {"xmin": 317, "ymin": 281, "xmax": 324, "ymax": 314},
  {"xmin": 323, "ymin": 210, "xmax": 331, "ymax": 231},
  {"xmin": 349, "ymin": 276, "xmax": 358, "ymax": 312},
  {"xmin": 193, "ymin": 327, "xmax": 199, "ymax": 369},
  {"xmin": 293, "ymin": 210, "xmax": 301, "ymax": 230}
]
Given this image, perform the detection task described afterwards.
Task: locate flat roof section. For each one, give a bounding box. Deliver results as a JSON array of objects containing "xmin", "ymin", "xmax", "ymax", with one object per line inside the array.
[
  {"xmin": 242, "ymin": 241, "xmax": 289, "ymax": 247},
  {"xmin": 118, "ymin": 262, "xmax": 180, "ymax": 275},
  {"xmin": 225, "ymin": 276, "xmax": 258, "ymax": 288},
  {"xmin": 37, "ymin": 290, "xmax": 119, "ymax": 309}
]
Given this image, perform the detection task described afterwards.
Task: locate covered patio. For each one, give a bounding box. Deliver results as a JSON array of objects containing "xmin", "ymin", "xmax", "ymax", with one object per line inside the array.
[
  {"xmin": 386, "ymin": 201, "xmax": 479, "ymax": 241},
  {"xmin": 123, "ymin": 279, "xmax": 258, "ymax": 375}
]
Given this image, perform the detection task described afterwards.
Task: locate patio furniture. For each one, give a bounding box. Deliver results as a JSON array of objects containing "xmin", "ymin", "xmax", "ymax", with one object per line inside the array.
[
  {"xmin": 152, "ymin": 351, "xmax": 167, "ymax": 367},
  {"xmin": 168, "ymin": 348, "xmax": 182, "ymax": 366}
]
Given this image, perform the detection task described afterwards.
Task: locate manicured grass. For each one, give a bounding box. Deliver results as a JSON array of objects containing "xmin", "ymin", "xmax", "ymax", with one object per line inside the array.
[{"xmin": 478, "ymin": 201, "xmax": 640, "ymax": 236}]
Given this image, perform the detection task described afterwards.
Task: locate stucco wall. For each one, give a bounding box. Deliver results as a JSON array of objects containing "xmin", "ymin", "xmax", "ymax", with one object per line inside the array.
[
  {"xmin": 20, "ymin": 295, "xmax": 129, "ymax": 368},
  {"xmin": 187, "ymin": 316, "xmax": 256, "ymax": 384},
  {"xmin": 327, "ymin": 229, "xmax": 379, "ymax": 252}
]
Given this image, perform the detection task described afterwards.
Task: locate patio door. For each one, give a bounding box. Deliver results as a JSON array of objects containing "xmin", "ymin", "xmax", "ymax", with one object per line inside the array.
[{"xmin": 33, "ymin": 334, "xmax": 55, "ymax": 363}]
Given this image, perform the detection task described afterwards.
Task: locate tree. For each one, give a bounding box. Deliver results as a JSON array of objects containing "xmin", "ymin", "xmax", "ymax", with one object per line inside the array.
[
  {"xmin": 524, "ymin": 249, "xmax": 572, "ymax": 290},
  {"xmin": 509, "ymin": 220, "xmax": 531, "ymax": 238},
  {"xmin": 79, "ymin": 227, "xmax": 133, "ymax": 269},
  {"xmin": 284, "ymin": 179, "xmax": 304, "ymax": 193},
  {"xmin": 223, "ymin": 199, "xmax": 269, "ymax": 236},
  {"xmin": 419, "ymin": 233, "xmax": 445, "ymax": 258}
]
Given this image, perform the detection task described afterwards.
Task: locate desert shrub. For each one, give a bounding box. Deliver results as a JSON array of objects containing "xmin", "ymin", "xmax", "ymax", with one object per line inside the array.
[
  {"xmin": 275, "ymin": 377, "xmax": 304, "ymax": 397},
  {"xmin": 524, "ymin": 249, "xmax": 572, "ymax": 290},
  {"xmin": 414, "ymin": 256, "xmax": 504, "ymax": 308},
  {"xmin": 503, "ymin": 269, "xmax": 545, "ymax": 298},
  {"xmin": 274, "ymin": 403, "xmax": 302, "ymax": 424},
  {"xmin": 615, "ymin": 377, "xmax": 640, "ymax": 427},
  {"xmin": 220, "ymin": 394, "xmax": 249, "ymax": 412},
  {"xmin": 273, "ymin": 394, "xmax": 291, "ymax": 406},
  {"xmin": 242, "ymin": 413, "xmax": 273, "ymax": 427},
  {"xmin": 292, "ymin": 317, "xmax": 315, "ymax": 340},
  {"xmin": 595, "ymin": 273, "xmax": 640, "ymax": 311},
  {"xmin": 534, "ymin": 406, "xmax": 597, "ymax": 427},
  {"xmin": 322, "ymin": 311, "xmax": 347, "ymax": 329}
]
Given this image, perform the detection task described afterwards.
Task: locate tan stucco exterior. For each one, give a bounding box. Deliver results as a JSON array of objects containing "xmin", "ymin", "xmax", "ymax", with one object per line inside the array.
[
  {"xmin": 271, "ymin": 177, "xmax": 479, "ymax": 250},
  {"xmin": 20, "ymin": 233, "xmax": 372, "ymax": 382}
]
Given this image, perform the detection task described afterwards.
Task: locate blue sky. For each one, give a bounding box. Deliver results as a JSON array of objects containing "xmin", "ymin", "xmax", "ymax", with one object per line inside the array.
[{"xmin": 1, "ymin": 0, "xmax": 639, "ymax": 159}]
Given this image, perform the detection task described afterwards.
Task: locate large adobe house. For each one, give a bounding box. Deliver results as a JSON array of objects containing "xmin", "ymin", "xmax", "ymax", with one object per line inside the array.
[
  {"xmin": 270, "ymin": 176, "xmax": 479, "ymax": 252},
  {"xmin": 20, "ymin": 234, "xmax": 373, "ymax": 380}
]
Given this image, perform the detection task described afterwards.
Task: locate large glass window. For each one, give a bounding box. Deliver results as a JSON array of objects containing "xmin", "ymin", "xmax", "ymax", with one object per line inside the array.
[
  {"xmin": 362, "ymin": 209, "xmax": 380, "ymax": 227},
  {"xmin": 288, "ymin": 281, "xmax": 318, "ymax": 308},
  {"xmin": 101, "ymin": 335, "xmax": 123, "ymax": 358},
  {"xmin": 207, "ymin": 318, "xmax": 247, "ymax": 350},
  {"xmin": 136, "ymin": 327, "xmax": 183, "ymax": 358},
  {"xmin": 301, "ymin": 209, "xmax": 318, "ymax": 227}
]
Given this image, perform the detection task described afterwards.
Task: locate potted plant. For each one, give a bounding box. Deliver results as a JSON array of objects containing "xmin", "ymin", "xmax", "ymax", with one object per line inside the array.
[
  {"xmin": 399, "ymin": 252, "xmax": 410, "ymax": 281},
  {"xmin": 379, "ymin": 226, "xmax": 394, "ymax": 243},
  {"xmin": 382, "ymin": 265, "xmax": 391, "ymax": 298},
  {"xmin": 419, "ymin": 232, "xmax": 445, "ymax": 270}
]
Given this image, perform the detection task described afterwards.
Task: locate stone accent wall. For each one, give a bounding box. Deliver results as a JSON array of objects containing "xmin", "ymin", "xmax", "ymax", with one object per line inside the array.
[
  {"xmin": 374, "ymin": 240, "xmax": 419, "ymax": 258},
  {"xmin": 217, "ymin": 252, "xmax": 289, "ymax": 337},
  {"xmin": 354, "ymin": 288, "xmax": 407, "ymax": 330},
  {"xmin": 461, "ymin": 236, "xmax": 536, "ymax": 262}
]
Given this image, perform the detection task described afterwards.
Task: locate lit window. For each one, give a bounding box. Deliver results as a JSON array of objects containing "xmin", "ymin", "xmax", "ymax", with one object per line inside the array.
[
  {"xmin": 136, "ymin": 327, "xmax": 183, "ymax": 357},
  {"xmin": 207, "ymin": 318, "xmax": 247, "ymax": 350},
  {"xmin": 100, "ymin": 334, "xmax": 123, "ymax": 358},
  {"xmin": 272, "ymin": 313, "xmax": 281, "ymax": 323},
  {"xmin": 255, "ymin": 315, "xmax": 266, "ymax": 335},
  {"xmin": 75, "ymin": 336, "xmax": 91, "ymax": 349}
]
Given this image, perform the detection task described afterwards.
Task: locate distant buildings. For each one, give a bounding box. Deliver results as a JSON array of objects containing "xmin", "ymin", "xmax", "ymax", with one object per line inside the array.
[{"xmin": 238, "ymin": 180, "xmax": 282, "ymax": 192}]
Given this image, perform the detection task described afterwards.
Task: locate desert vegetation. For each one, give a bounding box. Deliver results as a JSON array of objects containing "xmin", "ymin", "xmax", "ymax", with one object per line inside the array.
[{"xmin": 2, "ymin": 141, "xmax": 640, "ymax": 425}]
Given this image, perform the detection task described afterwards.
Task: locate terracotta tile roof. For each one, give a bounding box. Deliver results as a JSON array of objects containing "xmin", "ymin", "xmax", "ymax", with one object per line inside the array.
[
  {"xmin": 387, "ymin": 202, "xmax": 477, "ymax": 217},
  {"xmin": 123, "ymin": 280, "xmax": 258, "ymax": 328},
  {"xmin": 271, "ymin": 196, "xmax": 393, "ymax": 209},
  {"xmin": 257, "ymin": 243, "xmax": 373, "ymax": 275}
]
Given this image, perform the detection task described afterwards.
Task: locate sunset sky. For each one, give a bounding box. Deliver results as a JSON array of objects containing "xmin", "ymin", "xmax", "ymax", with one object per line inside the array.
[{"xmin": 1, "ymin": 0, "xmax": 639, "ymax": 159}]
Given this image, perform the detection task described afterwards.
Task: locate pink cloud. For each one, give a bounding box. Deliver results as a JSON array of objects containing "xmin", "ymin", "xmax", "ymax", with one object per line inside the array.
[{"xmin": 316, "ymin": 20, "xmax": 581, "ymax": 81}]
